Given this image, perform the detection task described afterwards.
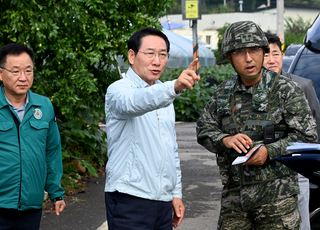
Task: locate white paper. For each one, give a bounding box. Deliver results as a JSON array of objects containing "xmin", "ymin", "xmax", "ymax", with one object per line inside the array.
[
  {"xmin": 286, "ymin": 142, "xmax": 320, "ymax": 152},
  {"xmin": 232, "ymin": 156, "xmax": 249, "ymax": 165},
  {"xmin": 232, "ymin": 144, "xmax": 262, "ymax": 165}
]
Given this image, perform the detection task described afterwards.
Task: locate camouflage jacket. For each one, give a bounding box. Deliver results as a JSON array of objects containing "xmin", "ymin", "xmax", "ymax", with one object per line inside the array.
[{"xmin": 197, "ymin": 68, "xmax": 317, "ymax": 188}]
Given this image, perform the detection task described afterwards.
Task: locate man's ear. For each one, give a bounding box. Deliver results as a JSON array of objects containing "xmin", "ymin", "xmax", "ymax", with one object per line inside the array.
[
  {"xmin": 128, "ymin": 49, "xmax": 135, "ymax": 65},
  {"xmin": 0, "ymin": 68, "xmax": 3, "ymax": 81},
  {"xmin": 226, "ymin": 54, "xmax": 231, "ymax": 64}
]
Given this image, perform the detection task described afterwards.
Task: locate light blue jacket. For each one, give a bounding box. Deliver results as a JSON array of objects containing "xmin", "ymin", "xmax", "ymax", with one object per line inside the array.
[{"xmin": 105, "ymin": 67, "xmax": 182, "ymax": 201}]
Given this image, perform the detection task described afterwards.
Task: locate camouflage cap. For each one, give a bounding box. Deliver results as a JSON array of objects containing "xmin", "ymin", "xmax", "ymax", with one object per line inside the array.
[{"xmin": 221, "ymin": 21, "xmax": 270, "ymax": 59}]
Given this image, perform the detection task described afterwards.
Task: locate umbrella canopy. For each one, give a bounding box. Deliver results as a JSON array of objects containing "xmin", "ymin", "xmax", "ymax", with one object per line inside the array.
[{"xmin": 161, "ymin": 20, "xmax": 188, "ymax": 30}]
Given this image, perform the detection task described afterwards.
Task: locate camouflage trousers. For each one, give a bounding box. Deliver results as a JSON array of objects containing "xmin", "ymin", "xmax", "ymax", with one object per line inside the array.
[{"xmin": 218, "ymin": 191, "xmax": 301, "ymax": 230}]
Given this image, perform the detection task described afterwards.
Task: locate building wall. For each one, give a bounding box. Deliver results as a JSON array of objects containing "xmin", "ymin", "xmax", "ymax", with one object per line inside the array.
[
  {"xmin": 160, "ymin": 8, "xmax": 319, "ymax": 47},
  {"xmin": 265, "ymin": 7, "xmax": 319, "ymax": 22}
]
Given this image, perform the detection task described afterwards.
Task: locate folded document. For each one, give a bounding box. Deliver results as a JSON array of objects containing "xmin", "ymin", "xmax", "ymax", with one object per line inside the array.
[{"xmin": 232, "ymin": 144, "xmax": 262, "ymax": 165}]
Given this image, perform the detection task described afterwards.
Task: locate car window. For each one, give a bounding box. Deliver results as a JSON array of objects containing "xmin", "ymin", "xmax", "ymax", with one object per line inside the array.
[
  {"xmin": 293, "ymin": 54, "xmax": 320, "ymax": 100},
  {"xmin": 282, "ymin": 56, "xmax": 294, "ymax": 72},
  {"xmin": 285, "ymin": 44, "xmax": 302, "ymax": 56}
]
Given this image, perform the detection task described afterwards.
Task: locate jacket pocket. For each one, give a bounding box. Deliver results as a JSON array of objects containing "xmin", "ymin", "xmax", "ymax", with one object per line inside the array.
[
  {"xmin": 26, "ymin": 190, "xmax": 44, "ymax": 206},
  {"xmin": 30, "ymin": 121, "xmax": 49, "ymax": 130},
  {"xmin": 279, "ymin": 196, "xmax": 301, "ymax": 229},
  {"xmin": 252, "ymin": 97, "xmax": 269, "ymax": 112},
  {"xmin": 0, "ymin": 122, "xmax": 14, "ymax": 131},
  {"xmin": 28, "ymin": 121, "xmax": 49, "ymax": 153},
  {"xmin": 217, "ymin": 95, "xmax": 234, "ymax": 133},
  {"xmin": 217, "ymin": 95, "xmax": 231, "ymax": 116},
  {"xmin": 0, "ymin": 122, "xmax": 17, "ymax": 147}
]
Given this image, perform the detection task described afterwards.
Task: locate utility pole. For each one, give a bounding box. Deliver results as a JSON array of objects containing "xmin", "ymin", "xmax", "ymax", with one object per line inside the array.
[
  {"xmin": 224, "ymin": 0, "xmax": 226, "ymax": 5},
  {"xmin": 192, "ymin": 20, "xmax": 199, "ymax": 75},
  {"xmin": 182, "ymin": 0, "xmax": 201, "ymax": 76},
  {"xmin": 277, "ymin": 0, "xmax": 285, "ymax": 50}
]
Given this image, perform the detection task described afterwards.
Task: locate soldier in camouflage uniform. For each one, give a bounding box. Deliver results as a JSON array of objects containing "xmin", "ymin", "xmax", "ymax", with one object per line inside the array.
[{"xmin": 196, "ymin": 21, "xmax": 318, "ymax": 230}]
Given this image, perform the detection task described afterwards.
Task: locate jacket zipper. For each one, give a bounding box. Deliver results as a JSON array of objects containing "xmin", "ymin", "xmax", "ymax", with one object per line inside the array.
[
  {"xmin": 10, "ymin": 109, "xmax": 22, "ymax": 209},
  {"xmin": 156, "ymin": 110, "xmax": 167, "ymax": 199},
  {"xmin": 18, "ymin": 126, "xmax": 22, "ymax": 209}
]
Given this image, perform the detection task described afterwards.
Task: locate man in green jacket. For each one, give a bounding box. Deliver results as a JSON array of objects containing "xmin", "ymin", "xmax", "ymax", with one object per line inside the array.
[
  {"xmin": 0, "ymin": 43, "xmax": 66, "ymax": 229},
  {"xmin": 197, "ymin": 21, "xmax": 317, "ymax": 229}
]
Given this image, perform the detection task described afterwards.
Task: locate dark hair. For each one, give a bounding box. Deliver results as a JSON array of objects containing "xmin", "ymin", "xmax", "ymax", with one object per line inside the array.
[
  {"xmin": 128, "ymin": 27, "xmax": 170, "ymax": 55},
  {"xmin": 264, "ymin": 32, "xmax": 282, "ymax": 52},
  {"xmin": 0, "ymin": 43, "xmax": 35, "ymax": 67}
]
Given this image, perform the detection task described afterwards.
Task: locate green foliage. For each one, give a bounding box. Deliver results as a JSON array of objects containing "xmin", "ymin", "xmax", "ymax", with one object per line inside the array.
[
  {"xmin": 0, "ymin": 0, "xmax": 174, "ymax": 181},
  {"xmin": 167, "ymin": 1, "xmax": 234, "ymax": 14},
  {"xmin": 167, "ymin": 1, "xmax": 181, "ymax": 14},
  {"xmin": 214, "ymin": 23, "xmax": 230, "ymax": 64},
  {"xmin": 200, "ymin": 64, "xmax": 236, "ymax": 84},
  {"xmin": 285, "ymin": 0, "xmax": 320, "ymax": 4},
  {"xmin": 284, "ymin": 15, "xmax": 312, "ymax": 50},
  {"xmin": 60, "ymin": 162, "xmax": 83, "ymax": 192},
  {"xmin": 161, "ymin": 64, "xmax": 236, "ymax": 121},
  {"xmin": 61, "ymin": 174, "xmax": 82, "ymax": 193},
  {"xmin": 211, "ymin": 4, "xmax": 235, "ymax": 14},
  {"xmin": 202, "ymin": 4, "xmax": 234, "ymax": 14},
  {"xmin": 167, "ymin": 0, "xmax": 320, "ymax": 15}
]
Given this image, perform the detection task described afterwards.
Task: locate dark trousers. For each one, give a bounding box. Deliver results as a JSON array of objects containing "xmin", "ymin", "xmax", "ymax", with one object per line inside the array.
[
  {"xmin": 105, "ymin": 192, "xmax": 173, "ymax": 230},
  {"xmin": 0, "ymin": 208, "xmax": 42, "ymax": 230}
]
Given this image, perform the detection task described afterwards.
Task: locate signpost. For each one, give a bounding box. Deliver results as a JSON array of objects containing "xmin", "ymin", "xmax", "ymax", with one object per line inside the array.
[
  {"xmin": 277, "ymin": 0, "xmax": 285, "ymax": 51},
  {"xmin": 182, "ymin": 0, "xmax": 201, "ymax": 75}
]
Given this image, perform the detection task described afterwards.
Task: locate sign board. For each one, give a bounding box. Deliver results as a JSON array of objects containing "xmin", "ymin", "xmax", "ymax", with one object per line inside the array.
[{"xmin": 182, "ymin": 0, "xmax": 201, "ymax": 20}]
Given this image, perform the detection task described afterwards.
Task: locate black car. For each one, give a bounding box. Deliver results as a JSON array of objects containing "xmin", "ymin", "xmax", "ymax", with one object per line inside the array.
[
  {"xmin": 282, "ymin": 44, "xmax": 302, "ymax": 72},
  {"xmin": 287, "ymin": 13, "xmax": 320, "ymax": 229},
  {"xmin": 285, "ymin": 44, "xmax": 302, "ymax": 56},
  {"xmin": 288, "ymin": 14, "xmax": 320, "ymax": 101},
  {"xmin": 282, "ymin": 56, "xmax": 294, "ymax": 72}
]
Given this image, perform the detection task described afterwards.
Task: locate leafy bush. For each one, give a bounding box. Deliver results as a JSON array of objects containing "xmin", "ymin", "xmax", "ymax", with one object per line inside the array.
[
  {"xmin": 211, "ymin": 4, "xmax": 235, "ymax": 14},
  {"xmin": 0, "ymin": 1, "xmax": 174, "ymax": 183},
  {"xmin": 284, "ymin": 15, "xmax": 312, "ymax": 50},
  {"xmin": 167, "ymin": 0, "xmax": 237, "ymax": 14},
  {"xmin": 161, "ymin": 64, "xmax": 236, "ymax": 121},
  {"xmin": 213, "ymin": 23, "xmax": 230, "ymax": 64}
]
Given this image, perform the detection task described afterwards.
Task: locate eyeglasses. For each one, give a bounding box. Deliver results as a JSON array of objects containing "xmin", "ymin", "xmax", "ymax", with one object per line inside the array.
[
  {"xmin": 138, "ymin": 51, "xmax": 169, "ymax": 60},
  {"xmin": 0, "ymin": 66, "xmax": 34, "ymax": 77},
  {"xmin": 232, "ymin": 47, "xmax": 262, "ymax": 58}
]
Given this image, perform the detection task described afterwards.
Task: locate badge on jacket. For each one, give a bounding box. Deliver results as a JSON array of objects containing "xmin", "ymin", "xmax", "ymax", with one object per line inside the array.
[{"xmin": 33, "ymin": 108, "xmax": 43, "ymax": 119}]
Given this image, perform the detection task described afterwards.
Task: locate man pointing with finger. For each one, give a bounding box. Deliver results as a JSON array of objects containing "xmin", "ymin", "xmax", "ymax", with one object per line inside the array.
[
  {"xmin": 197, "ymin": 21, "xmax": 317, "ymax": 229},
  {"xmin": 104, "ymin": 27, "xmax": 200, "ymax": 230}
]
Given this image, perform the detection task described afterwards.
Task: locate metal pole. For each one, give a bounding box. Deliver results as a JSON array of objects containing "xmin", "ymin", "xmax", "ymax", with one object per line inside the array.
[
  {"xmin": 239, "ymin": 0, "xmax": 243, "ymax": 12},
  {"xmin": 192, "ymin": 20, "xmax": 200, "ymax": 75},
  {"xmin": 277, "ymin": 0, "xmax": 285, "ymax": 50},
  {"xmin": 113, "ymin": 55, "xmax": 122, "ymax": 78}
]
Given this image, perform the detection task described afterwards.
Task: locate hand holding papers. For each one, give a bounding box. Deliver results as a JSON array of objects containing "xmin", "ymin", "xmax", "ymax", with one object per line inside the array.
[{"xmin": 232, "ymin": 144, "xmax": 262, "ymax": 165}]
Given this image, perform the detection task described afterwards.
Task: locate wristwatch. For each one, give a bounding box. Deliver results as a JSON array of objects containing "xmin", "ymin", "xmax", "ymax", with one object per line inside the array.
[{"xmin": 51, "ymin": 196, "xmax": 63, "ymax": 203}]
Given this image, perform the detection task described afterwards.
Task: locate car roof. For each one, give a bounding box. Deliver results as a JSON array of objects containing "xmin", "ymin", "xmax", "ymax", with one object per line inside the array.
[
  {"xmin": 305, "ymin": 13, "xmax": 320, "ymax": 52},
  {"xmin": 282, "ymin": 56, "xmax": 294, "ymax": 72},
  {"xmin": 285, "ymin": 44, "xmax": 302, "ymax": 56}
]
